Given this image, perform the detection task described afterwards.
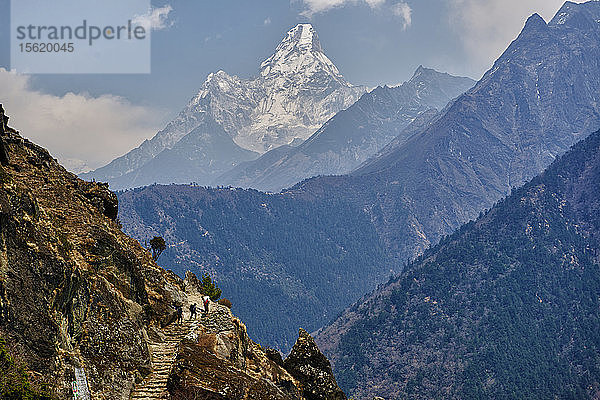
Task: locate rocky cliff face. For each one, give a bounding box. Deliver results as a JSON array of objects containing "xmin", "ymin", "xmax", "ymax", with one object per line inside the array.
[
  {"xmin": 0, "ymin": 104, "xmax": 171, "ymax": 398},
  {"xmin": 167, "ymin": 317, "xmax": 344, "ymax": 400},
  {"xmin": 0, "ymin": 104, "xmax": 345, "ymax": 400},
  {"xmin": 83, "ymin": 23, "xmax": 365, "ymax": 190}
]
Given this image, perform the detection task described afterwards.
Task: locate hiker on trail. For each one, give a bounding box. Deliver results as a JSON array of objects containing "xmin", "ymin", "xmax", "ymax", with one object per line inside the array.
[
  {"xmin": 176, "ymin": 305, "xmax": 183, "ymax": 324},
  {"xmin": 202, "ymin": 295, "xmax": 210, "ymax": 315},
  {"xmin": 189, "ymin": 303, "xmax": 197, "ymax": 320}
]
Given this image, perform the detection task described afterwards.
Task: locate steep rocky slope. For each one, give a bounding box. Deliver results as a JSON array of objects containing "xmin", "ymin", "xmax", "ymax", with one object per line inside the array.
[
  {"xmin": 0, "ymin": 105, "xmax": 345, "ymax": 399},
  {"xmin": 217, "ymin": 67, "xmax": 475, "ymax": 192},
  {"xmin": 83, "ymin": 23, "xmax": 365, "ymax": 190},
  {"xmin": 316, "ymin": 129, "xmax": 600, "ymax": 399},
  {"xmin": 0, "ymin": 105, "xmax": 175, "ymax": 398}
]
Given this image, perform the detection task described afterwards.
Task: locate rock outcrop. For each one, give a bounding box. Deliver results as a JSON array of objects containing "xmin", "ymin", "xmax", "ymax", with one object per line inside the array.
[
  {"xmin": 284, "ymin": 329, "xmax": 346, "ymax": 400},
  {"xmin": 167, "ymin": 323, "xmax": 346, "ymax": 400},
  {"xmin": 167, "ymin": 301, "xmax": 301, "ymax": 400},
  {"xmin": 0, "ymin": 105, "xmax": 13, "ymax": 165},
  {"xmin": 0, "ymin": 104, "xmax": 347, "ymax": 399}
]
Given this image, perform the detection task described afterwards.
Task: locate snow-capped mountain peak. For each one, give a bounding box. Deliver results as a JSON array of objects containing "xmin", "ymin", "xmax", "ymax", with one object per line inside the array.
[
  {"xmin": 83, "ymin": 23, "xmax": 365, "ymax": 188},
  {"xmin": 260, "ymin": 23, "xmax": 348, "ymax": 86},
  {"xmin": 282, "ymin": 23, "xmax": 322, "ymax": 52},
  {"xmin": 191, "ymin": 69, "xmax": 240, "ymax": 104}
]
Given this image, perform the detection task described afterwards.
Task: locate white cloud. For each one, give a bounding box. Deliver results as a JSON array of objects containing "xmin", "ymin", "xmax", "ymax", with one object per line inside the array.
[
  {"xmin": 365, "ymin": 0, "xmax": 386, "ymax": 7},
  {"xmin": 300, "ymin": 0, "xmax": 348, "ymax": 16},
  {"xmin": 132, "ymin": 5, "xmax": 174, "ymax": 32},
  {"xmin": 300, "ymin": 0, "xmax": 412, "ymax": 28},
  {"xmin": 448, "ymin": 0, "xmax": 588, "ymax": 76},
  {"xmin": 392, "ymin": 2, "xmax": 412, "ymax": 30},
  {"xmin": 300, "ymin": 0, "xmax": 386, "ymax": 17},
  {"xmin": 0, "ymin": 69, "xmax": 164, "ymax": 174}
]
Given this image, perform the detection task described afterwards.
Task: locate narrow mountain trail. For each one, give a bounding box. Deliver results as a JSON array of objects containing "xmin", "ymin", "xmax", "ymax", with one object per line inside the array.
[{"xmin": 130, "ymin": 293, "xmax": 208, "ymax": 400}]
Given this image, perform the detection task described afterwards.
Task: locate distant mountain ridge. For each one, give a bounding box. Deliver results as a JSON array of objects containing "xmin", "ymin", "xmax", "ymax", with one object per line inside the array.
[
  {"xmin": 297, "ymin": 1, "xmax": 600, "ymax": 264},
  {"xmin": 316, "ymin": 128, "xmax": 600, "ymax": 399},
  {"xmin": 217, "ymin": 66, "xmax": 475, "ymax": 192},
  {"xmin": 83, "ymin": 24, "xmax": 365, "ymax": 190}
]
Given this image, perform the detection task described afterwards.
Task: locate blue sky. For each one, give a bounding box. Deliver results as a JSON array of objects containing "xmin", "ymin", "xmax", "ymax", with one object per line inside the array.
[{"xmin": 0, "ymin": 0, "xmax": 583, "ymax": 171}]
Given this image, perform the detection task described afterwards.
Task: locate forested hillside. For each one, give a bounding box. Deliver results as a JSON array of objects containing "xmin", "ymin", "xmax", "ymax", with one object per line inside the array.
[
  {"xmin": 316, "ymin": 129, "xmax": 600, "ymax": 399},
  {"xmin": 119, "ymin": 185, "xmax": 390, "ymax": 350}
]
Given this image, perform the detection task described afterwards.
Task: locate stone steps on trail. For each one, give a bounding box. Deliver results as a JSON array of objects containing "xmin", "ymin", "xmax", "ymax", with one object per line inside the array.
[{"xmin": 129, "ymin": 319, "xmax": 196, "ymax": 400}]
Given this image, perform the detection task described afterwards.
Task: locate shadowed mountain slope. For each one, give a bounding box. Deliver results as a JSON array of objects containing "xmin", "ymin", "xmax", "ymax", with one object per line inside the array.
[
  {"xmin": 218, "ymin": 67, "xmax": 474, "ymax": 192},
  {"xmin": 316, "ymin": 128, "xmax": 600, "ymax": 399}
]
